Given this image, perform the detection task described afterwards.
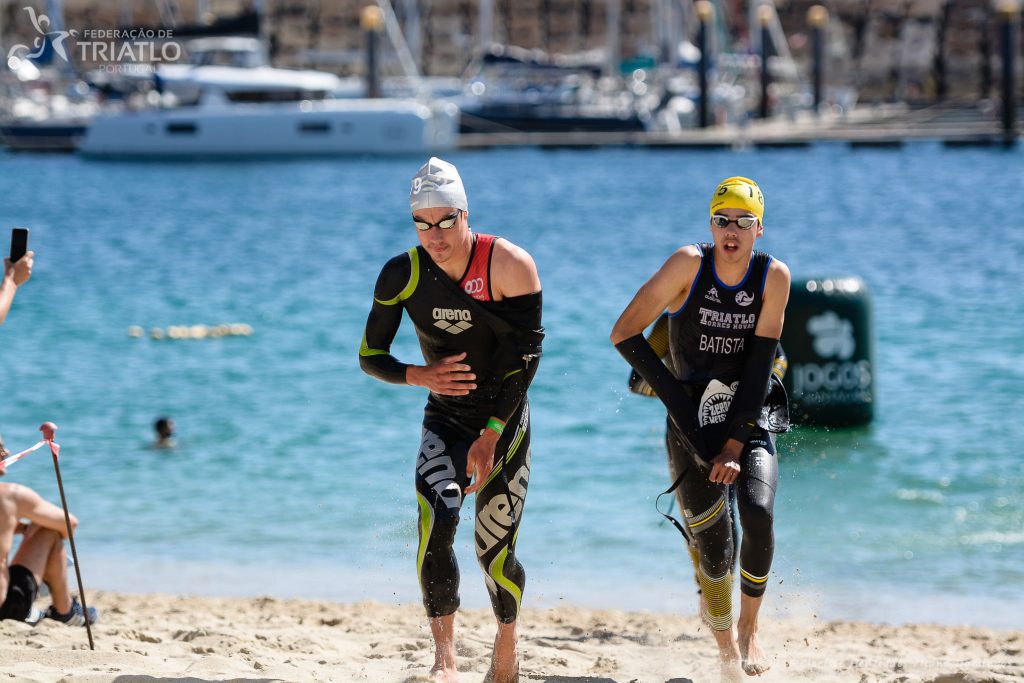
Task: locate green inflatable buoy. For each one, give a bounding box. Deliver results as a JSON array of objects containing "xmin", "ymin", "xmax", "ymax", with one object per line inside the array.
[{"xmin": 781, "ymin": 277, "xmax": 874, "ymax": 426}]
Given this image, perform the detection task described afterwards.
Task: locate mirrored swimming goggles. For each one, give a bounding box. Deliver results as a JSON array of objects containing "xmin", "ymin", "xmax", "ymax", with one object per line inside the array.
[
  {"xmin": 413, "ymin": 211, "xmax": 461, "ymax": 231},
  {"xmin": 711, "ymin": 214, "xmax": 759, "ymax": 230}
]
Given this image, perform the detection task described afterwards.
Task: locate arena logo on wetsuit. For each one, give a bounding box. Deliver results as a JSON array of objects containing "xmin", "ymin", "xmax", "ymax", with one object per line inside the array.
[
  {"xmin": 705, "ymin": 286, "xmax": 721, "ymax": 303},
  {"xmin": 475, "ymin": 464, "xmax": 529, "ymax": 553},
  {"xmin": 698, "ymin": 379, "xmax": 738, "ymax": 427},
  {"xmin": 418, "ymin": 429, "xmax": 462, "ymax": 508},
  {"xmin": 432, "ymin": 307, "xmax": 473, "ymax": 334}
]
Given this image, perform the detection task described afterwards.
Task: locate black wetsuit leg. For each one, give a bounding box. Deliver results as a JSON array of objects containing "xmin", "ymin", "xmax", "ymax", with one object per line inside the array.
[
  {"xmin": 735, "ymin": 429, "xmax": 778, "ymax": 598},
  {"xmin": 414, "ymin": 401, "xmax": 531, "ymax": 623},
  {"xmin": 667, "ymin": 422, "xmax": 779, "ymax": 627},
  {"xmin": 415, "ymin": 417, "xmax": 474, "ymax": 618},
  {"xmin": 666, "ymin": 421, "xmax": 735, "ymax": 631},
  {"xmin": 474, "ymin": 400, "xmax": 531, "ymax": 623}
]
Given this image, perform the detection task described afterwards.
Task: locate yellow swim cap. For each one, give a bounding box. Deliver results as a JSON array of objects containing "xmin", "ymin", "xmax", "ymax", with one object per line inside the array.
[{"xmin": 709, "ymin": 176, "xmax": 764, "ymax": 222}]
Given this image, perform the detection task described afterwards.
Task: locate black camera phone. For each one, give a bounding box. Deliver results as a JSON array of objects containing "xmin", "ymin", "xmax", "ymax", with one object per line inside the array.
[{"xmin": 10, "ymin": 227, "xmax": 29, "ymax": 263}]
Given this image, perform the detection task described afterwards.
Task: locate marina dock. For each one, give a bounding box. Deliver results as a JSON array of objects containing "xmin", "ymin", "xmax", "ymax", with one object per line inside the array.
[{"xmin": 459, "ymin": 102, "xmax": 1023, "ymax": 150}]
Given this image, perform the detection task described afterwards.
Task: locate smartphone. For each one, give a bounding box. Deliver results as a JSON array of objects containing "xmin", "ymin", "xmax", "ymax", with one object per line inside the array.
[{"xmin": 10, "ymin": 227, "xmax": 29, "ymax": 262}]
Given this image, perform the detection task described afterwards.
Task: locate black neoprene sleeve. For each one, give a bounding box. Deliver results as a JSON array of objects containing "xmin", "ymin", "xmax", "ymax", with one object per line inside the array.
[
  {"xmin": 614, "ymin": 334, "xmax": 707, "ymax": 459},
  {"xmin": 358, "ymin": 255, "xmax": 412, "ymax": 384},
  {"xmin": 490, "ymin": 292, "xmax": 544, "ymax": 424},
  {"xmin": 722, "ymin": 335, "xmax": 779, "ymax": 444}
]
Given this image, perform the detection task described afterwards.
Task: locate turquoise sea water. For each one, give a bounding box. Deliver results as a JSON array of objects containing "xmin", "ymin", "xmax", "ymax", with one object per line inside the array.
[{"xmin": 0, "ymin": 143, "xmax": 1021, "ymax": 628}]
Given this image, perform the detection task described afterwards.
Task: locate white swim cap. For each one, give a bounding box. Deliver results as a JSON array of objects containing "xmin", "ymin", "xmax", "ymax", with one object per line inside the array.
[{"xmin": 409, "ymin": 157, "xmax": 468, "ymax": 212}]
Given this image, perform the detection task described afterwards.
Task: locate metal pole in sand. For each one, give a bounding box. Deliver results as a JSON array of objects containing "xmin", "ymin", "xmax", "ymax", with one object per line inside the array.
[{"xmin": 39, "ymin": 422, "xmax": 94, "ymax": 650}]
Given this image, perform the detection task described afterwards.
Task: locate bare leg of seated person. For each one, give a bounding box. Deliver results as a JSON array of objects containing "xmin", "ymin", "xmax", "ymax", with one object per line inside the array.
[{"xmin": 11, "ymin": 526, "xmax": 72, "ymax": 614}]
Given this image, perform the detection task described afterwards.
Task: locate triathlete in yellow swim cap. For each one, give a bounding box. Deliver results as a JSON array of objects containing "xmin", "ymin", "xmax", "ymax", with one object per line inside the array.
[{"xmin": 612, "ymin": 175, "xmax": 791, "ymax": 680}]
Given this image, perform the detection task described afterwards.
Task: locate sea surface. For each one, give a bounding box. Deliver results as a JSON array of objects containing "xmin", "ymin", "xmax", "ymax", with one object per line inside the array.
[{"xmin": 0, "ymin": 142, "xmax": 1021, "ymax": 628}]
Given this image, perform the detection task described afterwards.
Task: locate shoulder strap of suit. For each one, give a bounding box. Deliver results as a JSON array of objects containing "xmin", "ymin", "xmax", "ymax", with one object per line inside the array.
[{"xmin": 459, "ymin": 233, "xmax": 497, "ymax": 302}]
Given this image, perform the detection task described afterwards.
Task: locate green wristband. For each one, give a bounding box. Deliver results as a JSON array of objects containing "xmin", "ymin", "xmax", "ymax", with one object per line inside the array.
[{"xmin": 486, "ymin": 417, "xmax": 506, "ymax": 436}]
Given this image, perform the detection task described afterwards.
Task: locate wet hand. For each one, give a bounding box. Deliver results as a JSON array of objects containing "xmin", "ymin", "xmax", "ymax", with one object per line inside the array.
[
  {"xmin": 407, "ymin": 352, "xmax": 476, "ymax": 396},
  {"xmin": 709, "ymin": 438, "xmax": 743, "ymax": 484},
  {"xmin": 465, "ymin": 429, "xmax": 499, "ymax": 495}
]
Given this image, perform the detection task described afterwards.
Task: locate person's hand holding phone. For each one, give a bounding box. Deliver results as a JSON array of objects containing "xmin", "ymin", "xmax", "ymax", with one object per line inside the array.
[
  {"xmin": 3, "ymin": 253, "xmax": 33, "ymax": 287},
  {"xmin": 1, "ymin": 227, "xmax": 32, "ymax": 325},
  {"xmin": 5, "ymin": 227, "xmax": 33, "ymax": 286}
]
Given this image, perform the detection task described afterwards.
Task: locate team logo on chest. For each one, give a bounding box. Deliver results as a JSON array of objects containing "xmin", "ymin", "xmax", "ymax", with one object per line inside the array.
[
  {"xmin": 433, "ymin": 307, "xmax": 473, "ymax": 334},
  {"xmin": 705, "ymin": 286, "xmax": 721, "ymax": 303},
  {"xmin": 698, "ymin": 379, "xmax": 738, "ymax": 427},
  {"xmin": 463, "ymin": 277, "xmax": 485, "ymax": 297},
  {"xmin": 735, "ymin": 290, "xmax": 754, "ymax": 306}
]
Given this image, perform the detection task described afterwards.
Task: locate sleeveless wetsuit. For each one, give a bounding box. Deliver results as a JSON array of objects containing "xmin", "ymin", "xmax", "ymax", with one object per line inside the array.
[
  {"xmin": 666, "ymin": 242, "xmax": 780, "ymax": 627},
  {"xmin": 360, "ymin": 233, "xmax": 541, "ymax": 623}
]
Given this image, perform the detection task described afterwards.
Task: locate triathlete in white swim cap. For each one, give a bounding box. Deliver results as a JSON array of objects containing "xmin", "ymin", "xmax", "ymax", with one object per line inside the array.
[{"xmin": 359, "ymin": 157, "xmax": 544, "ymax": 683}]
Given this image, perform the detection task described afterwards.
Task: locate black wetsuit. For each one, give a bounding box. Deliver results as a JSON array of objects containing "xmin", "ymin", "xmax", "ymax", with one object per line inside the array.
[
  {"xmin": 665, "ymin": 243, "xmax": 783, "ymax": 628},
  {"xmin": 359, "ymin": 235, "xmax": 542, "ymax": 623}
]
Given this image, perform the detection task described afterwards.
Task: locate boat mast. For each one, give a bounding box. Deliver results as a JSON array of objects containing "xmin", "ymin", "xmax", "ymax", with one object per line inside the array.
[
  {"xmin": 479, "ymin": 0, "xmax": 493, "ymax": 52},
  {"xmin": 748, "ymin": 0, "xmax": 797, "ymax": 79},
  {"xmin": 401, "ymin": 0, "xmax": 422, "ymax": 70},
  {"xmin": 606, "ymin": 0, "xmax": 620, "ymax": 76}
]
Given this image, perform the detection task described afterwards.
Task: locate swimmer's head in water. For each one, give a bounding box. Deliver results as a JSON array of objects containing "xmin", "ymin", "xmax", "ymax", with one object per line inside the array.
[
  {"xmin": 410, "ymin": 157, "xmax": 468, "ymax": 213},
  {"xmin": 710, "ymin": 176, "xmax": 764, "ymax": 223},
  {"xmin": 154, "ymin": 417, "xmax": 175, "ymax": 439}
]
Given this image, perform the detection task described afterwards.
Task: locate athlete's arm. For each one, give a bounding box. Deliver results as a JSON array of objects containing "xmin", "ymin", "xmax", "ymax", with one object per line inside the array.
[
  {"xmin": 490, "ymin": 239, "xmax": 542, "ymax": 300},
  {"xmin": 486, "ymin": 239, "xmax": 543, "ymax": 423},
  {"xmin": 710, "ymin": 259, "xmax": 791, "ymax": 484},
  {"xmin": 466, "ymin": 240, "xmax": 542, "ymax": 495},
  {"xmin": 359, "ymin": 254, "xmax": 413, "ymax": 384},
  {"xmin": 752, "ymin": 259, "xmax": 789, "ymax": 340},
  {"xmin": 359, "ymin": 253, "xmax": 477, "ymax": 394},
  {"xmin": 611, "ymin": 248, "xmax": 708, "ymax": 457},
  {"xmin": 610, "ymin": 246, "xmax": 699, "ymax": 344}
]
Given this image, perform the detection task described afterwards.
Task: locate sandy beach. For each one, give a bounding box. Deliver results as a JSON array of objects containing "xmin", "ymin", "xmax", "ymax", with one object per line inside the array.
[{"xmin": 0, "ymin": 591, "xmax": 1020, "ymax": 682}]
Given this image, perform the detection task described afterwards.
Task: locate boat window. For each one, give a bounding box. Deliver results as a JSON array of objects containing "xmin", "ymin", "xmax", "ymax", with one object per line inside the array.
[
  {"xmin": 226, "ymin": 90, "xmax": 328, "ymax": 103},
  {"xmin": 193, "ymin": 50, "xmax": 261, "ymax": 69},
  {"xmin": 299, "ymin": 122, "xmax": 331, "ymax": 134},
  {"xmin": 166, "ymin": 123, "xmax": 198, "ymax": 135}
]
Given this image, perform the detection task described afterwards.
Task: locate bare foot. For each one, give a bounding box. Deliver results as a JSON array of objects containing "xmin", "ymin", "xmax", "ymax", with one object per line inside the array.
[
  {"xmin": 482, "ymin": 661, "xmax": 519, "ymax": 683},
  {"xmin": 738, "ymin": 627, "xmax": 769, "ymax": 676},
  {"xmin": 719, "ymin": 657, "xmax": 743, "ymax": 683},
  {"xmin": 711, "ymin": 626, "xmax": 742, "ymax": 683},
  {"xmin": 429, "ymin": 614, "xmax": 458, "ymax": 683},
  {"xmin": 485, "ymin": 620, "xmax": 519, "ymax": 683},
  {"xmin": 428, "ymin": 663, "xmax": 458, "ymax": 682}
]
